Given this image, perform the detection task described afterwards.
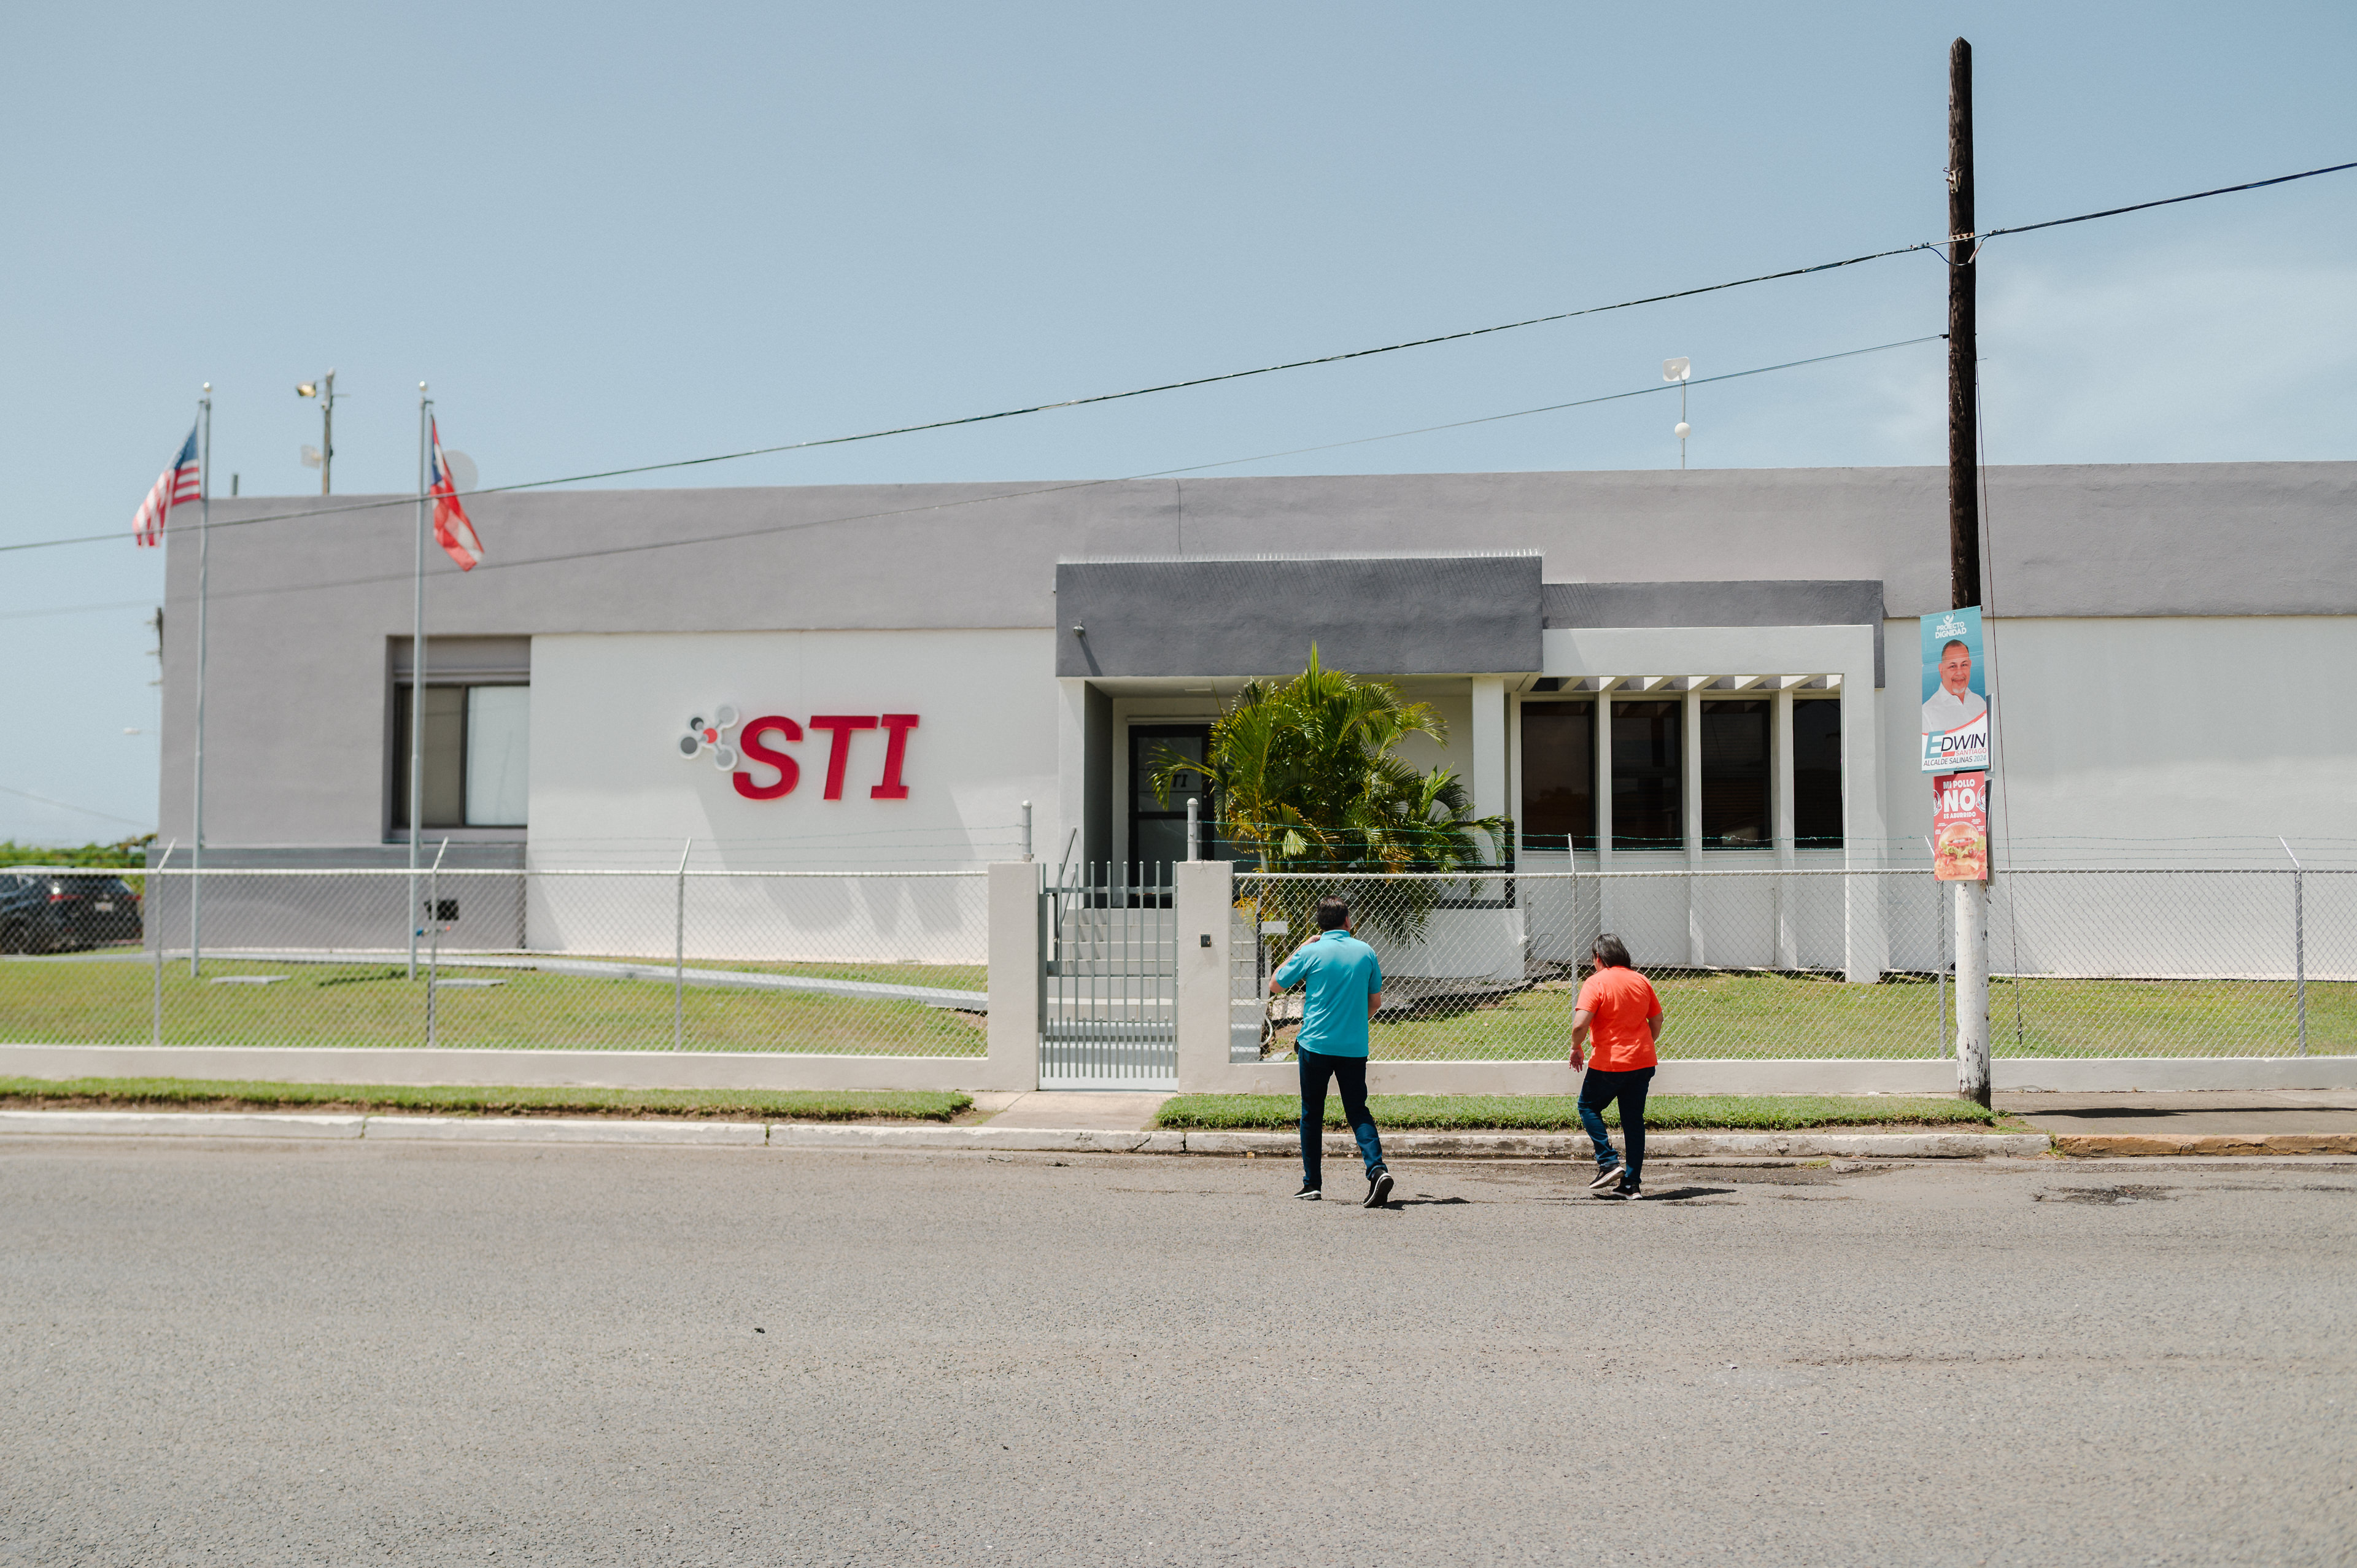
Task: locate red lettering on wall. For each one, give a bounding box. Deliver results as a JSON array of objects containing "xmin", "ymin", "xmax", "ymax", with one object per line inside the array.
[
  {"xmin": 872, "ymin": 714, "xmax": 919, "ymax": 799},
  {"xmin": 732, "ymin": 716, "xmax": 803, "ymax": 800},
  {"xmin": 807, "ymin": 715, "xmax": 878, "ymax": 800}
]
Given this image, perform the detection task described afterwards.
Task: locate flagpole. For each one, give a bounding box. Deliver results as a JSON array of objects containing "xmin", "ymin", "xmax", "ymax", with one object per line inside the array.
[
  {"xmin": 190, "ymin": 385, "xmax": 212, "ymax": 979},
  {"xmin": 409, "ymin": 385, "xmax": 430, "ymax": 980}
]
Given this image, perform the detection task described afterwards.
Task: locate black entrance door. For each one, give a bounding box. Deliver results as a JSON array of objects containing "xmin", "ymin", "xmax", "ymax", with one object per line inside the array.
[{"xmin": 1128, "ymin": 724, "xmax": 1217, "ymax": 884}]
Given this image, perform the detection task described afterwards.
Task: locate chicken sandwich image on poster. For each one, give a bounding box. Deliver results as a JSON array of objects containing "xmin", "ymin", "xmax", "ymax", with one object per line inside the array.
[
  {"xmin": 1932, "ymin": 771, "xmax": 1989, "ymax": 882},
  {"xmin": 1921, "ymin": 606, "xmax": 1990, "ymax": 773}
]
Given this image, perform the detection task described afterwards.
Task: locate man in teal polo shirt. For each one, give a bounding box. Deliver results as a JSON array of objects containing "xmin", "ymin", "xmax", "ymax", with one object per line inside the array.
[{"xmin": 1269, "ymin": 895, "xmax": 1393, "ymax": 1207}]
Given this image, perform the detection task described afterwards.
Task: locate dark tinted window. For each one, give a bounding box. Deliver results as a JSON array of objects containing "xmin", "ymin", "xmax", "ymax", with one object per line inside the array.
[
  {"xmin": 1519, "ymin": 701, "xmax": 1595, "ymax": 851},
  {"xmin": 1611, "ymin": 701, "xmax": 1682, "ymax": 849},
  {"xmin": 1700, "ymin": 700, "xmax": 1771, "ymax": 849},
  {"xmin": 1793, "ymin": 699, "xmax": 1843, "ymax": 847}
]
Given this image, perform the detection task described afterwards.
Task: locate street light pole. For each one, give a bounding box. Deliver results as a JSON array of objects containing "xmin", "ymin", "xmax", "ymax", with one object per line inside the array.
[
  {"xmin": 298, "ymin": 370, "xmax": 338, "ymax": 495},
  {"xmin": 1948, "ymin": 36, "xmax": 1991, "ymax": 1108}
]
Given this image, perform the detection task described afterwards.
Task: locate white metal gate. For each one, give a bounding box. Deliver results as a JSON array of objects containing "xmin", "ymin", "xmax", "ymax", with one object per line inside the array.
[{"xmin": 1039, "ymin": 865, "xmax": 1178, "ymax": 1089}]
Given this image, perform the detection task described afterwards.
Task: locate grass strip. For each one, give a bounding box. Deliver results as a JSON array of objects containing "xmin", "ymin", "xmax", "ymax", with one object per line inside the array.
[
  {"xmin": 0, "ymin": 1075, "xmax": 971, "ymax": 1122},
  {"xmin": 1154, "ymin": 1092, "xmax": 2003, "ymax": 1132}
]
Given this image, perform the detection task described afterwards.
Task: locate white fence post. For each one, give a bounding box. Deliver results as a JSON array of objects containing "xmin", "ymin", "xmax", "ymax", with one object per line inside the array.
[
  {"xmin": 1174, "ymin": 858, "xmax": 1234, "ymax": 1092},
  {"xmin": 148, "ymin": 841, "xmax": 174, "ymax": 1047},
  {"xmin": 985, "ymin": 862, "xmax": 1042, "ymax": 1091}
]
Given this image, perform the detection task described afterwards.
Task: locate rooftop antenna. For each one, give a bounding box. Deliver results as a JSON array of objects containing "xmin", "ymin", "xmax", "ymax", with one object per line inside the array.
[{"xmin": 1663, "ymin": 357, "xmax": 1692, "ymax": 469}]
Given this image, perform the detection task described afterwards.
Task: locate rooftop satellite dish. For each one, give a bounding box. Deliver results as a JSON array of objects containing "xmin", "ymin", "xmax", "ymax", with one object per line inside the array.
[
  {"xmin": 1662, "ymin": 357, "xmax": 1692, "ymax": 383},
  {"xmin": 300, "ymin": 445, "xmax": 323, "ymax": 468},
  {"xmin": 443, "ymin": 451, "xmax": 478, "ymax": 493}
]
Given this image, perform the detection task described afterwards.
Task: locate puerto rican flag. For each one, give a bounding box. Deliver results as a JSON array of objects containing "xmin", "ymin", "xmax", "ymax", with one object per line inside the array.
[
  {"xmin": 132, "ymin": 426, "xmax": 201, "ymax": 547},
  {"xmin": 428, "ymin": 418, "xmax": 486, "ymax": 570}
]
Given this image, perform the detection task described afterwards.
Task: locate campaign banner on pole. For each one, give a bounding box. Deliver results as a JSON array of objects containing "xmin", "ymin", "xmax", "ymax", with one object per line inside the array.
[
  {"xmin": 1932, "ymin": 771, "xmax": 1989, "ymax": 882},
  {"xmin": 1920, "ymin": 606, "xmax": 1990, "ymax": 773}
]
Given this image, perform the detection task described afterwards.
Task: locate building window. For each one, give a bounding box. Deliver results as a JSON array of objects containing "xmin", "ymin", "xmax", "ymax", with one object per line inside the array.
[
  {"xmin": 1792, "ymin": 698, "xmax": 1842, "ymax": 848},
  {"xmin": 1610, "ymin": 700, "xmax": 1681, "ymax": 849},
  {"xmin": 1519, "ymin": 701, "xmax": 1595, "ymax": 851},
  {"xmin": 1700, "ymin": 699, "xmax": 1771, "ymax": 849},
  {"xmin": 392, "ymin": 684, "xmax": 530, "ymax": 830}
]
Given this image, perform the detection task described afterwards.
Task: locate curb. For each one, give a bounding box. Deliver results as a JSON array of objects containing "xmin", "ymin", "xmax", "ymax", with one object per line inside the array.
[
  {"xmin": 362, "ymin": 1116, "xmax": 768, "ymax": 1147},
  {"xmin": 2053, "ymin": 1132, "xmax": 2357, "ymax": 1158},
  {"xmin": 768, "ymin": 1124, "xmax": 1186, "ymax": 1154},
  {"xmin": 1184, "ymin": 1130, "xmax": 2053, "ymax": 1159},
  {"xmin": 0, "ymin": 1109, "xmax": 2043, "ymax": 1159},
  {"xmin": 0, "ymin": 1110, "xmax": 365, "ymax": 1139}
]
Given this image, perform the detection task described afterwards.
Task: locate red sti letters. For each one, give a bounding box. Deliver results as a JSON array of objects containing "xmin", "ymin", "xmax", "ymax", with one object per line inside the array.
[{"xmin": 733, "ymin": 714, "xmax": 918, "ymax": 802}]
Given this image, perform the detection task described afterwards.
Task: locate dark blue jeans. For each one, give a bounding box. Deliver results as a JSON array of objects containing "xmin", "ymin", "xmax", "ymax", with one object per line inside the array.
[
  {"xmin": 1299, "ymin": 1048, "xmax": 1384, "ymax": 1188},
  {"xmin": 1577, "ymin": 1065, "xmax": 1654, "ymax": 1179}
]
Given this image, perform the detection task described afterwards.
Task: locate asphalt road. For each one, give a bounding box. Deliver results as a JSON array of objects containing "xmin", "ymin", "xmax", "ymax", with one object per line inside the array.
[{"xmin": 3, "ymin": 1141, "xmax": 2353, "ymax": 1567}]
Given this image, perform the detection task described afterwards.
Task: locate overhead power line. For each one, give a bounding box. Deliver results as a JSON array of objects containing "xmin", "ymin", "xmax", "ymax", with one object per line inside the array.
[
  {"xmin": 0, "ymin": 334, "xmax": 1941, "ymax": 622},
  {"xmin": 1970, "ymin": 158, "xmax": 2356, "ymax": 247},
  {"xmin": 4, "ymin": 155, "xmax": 2349, "ymax": 563},
  {"xmin": 0, "ymin": 782, "xmax": 154, "ymax": 830}
]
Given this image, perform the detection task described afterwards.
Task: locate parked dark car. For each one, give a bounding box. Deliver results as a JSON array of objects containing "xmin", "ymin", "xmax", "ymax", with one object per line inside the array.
[{"xmin": 0, "ymin": 871, "xmax": 144, "ymax": 952}]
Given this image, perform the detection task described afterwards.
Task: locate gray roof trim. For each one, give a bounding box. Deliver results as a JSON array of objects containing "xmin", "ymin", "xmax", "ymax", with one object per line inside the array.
[
  {"xmin": 1544, "ymin": 581, "xmax": 1887, "ymax": 684},
  {"xmin": 1057, "ymin": 555, "xmax": 1542, "ymax": 678},
  {"xmin": 1058, "ymin": 549, "xmax": 1541, "ymax": 565}
]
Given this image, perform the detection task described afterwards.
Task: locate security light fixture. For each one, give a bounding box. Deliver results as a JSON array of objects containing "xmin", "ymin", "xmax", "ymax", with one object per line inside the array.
[{"xmin": 1664, "ymin": 358, "xmax": 1692, "ymax": 469}]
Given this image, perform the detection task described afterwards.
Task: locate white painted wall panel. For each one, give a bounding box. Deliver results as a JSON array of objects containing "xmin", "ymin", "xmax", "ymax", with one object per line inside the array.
[
  {"xmin": 524, "ymin": 629, "xmax": 1052, "ymax": 959},
  {"xmin": 1879, "ymin": 616, "xmax": 2357, "ymax": 865}
]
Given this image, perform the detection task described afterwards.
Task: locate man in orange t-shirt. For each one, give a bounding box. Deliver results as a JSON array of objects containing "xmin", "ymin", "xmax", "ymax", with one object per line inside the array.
[{"xmin": 1570, "ymin": 932, "xmax": 1664, "ymax": 1200}]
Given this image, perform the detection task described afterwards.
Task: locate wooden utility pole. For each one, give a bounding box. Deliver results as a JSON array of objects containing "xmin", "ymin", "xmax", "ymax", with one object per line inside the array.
[
  {"xmin": 1947, "ymin": 38, "xmax": 1980, "ymax": 610},
  {"xmin": 1948, "ymin": 36, "xmax": 1992, "ymax": 1108}
]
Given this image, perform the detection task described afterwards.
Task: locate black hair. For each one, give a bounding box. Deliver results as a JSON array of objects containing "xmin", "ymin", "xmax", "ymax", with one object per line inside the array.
[
  {"xmin": 1315, "ymin": 897, "xmax": 1351, "ymax": 932},
  {"xmin": 1592, "ymin": 932, "xmax": 1632, "ymax": 969}
]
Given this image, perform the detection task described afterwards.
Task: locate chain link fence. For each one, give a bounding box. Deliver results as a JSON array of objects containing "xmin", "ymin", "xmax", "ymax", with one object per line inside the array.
[
  {"xmin": 0, "ymin": 867, "xmax": 988, "ymax": 1055},
  {"xmin": 7, "ymin": 862, "xmax": 2350, "ymax": 1062},
  {"xmin": 1234, "ymin": 868, "xmax": 2355, "ymax": 1062}
]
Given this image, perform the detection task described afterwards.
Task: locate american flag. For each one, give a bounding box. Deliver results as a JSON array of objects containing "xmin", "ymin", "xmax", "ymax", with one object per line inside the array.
[
  {"xmin": 428, "ymin": 418, "xmax": 486, "ymax": 570},
  {"xmin": 132, "ymin": 426, "xmax": 201, "ymax": 547}
]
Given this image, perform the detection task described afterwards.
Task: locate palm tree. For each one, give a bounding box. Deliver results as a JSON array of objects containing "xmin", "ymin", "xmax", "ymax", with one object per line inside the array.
[{"xmin": 1150, "ymin": 649, "xmax": 1507, "ymax": 949}]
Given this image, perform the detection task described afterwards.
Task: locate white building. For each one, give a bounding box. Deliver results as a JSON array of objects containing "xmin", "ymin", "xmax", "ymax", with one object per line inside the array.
[{"xmin": 156, "ymin": 462, "xmax": 2356, "ymax": 971}]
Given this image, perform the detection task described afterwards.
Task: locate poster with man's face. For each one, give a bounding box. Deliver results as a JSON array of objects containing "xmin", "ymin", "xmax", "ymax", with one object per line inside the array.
[{"xmin": 1920, "ymin": 606, "xmax": 1989, "ymax": 773}]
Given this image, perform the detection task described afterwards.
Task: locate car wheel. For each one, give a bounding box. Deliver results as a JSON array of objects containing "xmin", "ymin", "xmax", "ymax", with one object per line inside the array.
[{"xmin": 0, "ymin": 922, "xmax": 24, "ymax": 954}]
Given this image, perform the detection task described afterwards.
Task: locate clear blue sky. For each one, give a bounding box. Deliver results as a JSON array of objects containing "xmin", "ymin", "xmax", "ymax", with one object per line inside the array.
[{"xmin": 3, "ymin": 1, "xmax": 2352, "ymax": 843}]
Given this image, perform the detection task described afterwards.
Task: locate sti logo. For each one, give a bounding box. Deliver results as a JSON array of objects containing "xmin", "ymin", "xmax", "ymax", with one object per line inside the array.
[{"xmin": 676, "ymin": 707, "xmax": 919, "ymax": 802}]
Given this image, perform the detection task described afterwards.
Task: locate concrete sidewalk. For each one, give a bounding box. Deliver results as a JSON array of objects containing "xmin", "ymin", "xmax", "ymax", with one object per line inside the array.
[
  {"xmin": 0, "ymin": 1108, "xmax": 2048, "ymax": 1159},
  {"xmin": 2001, "ymin": 1090, "xmax": 2357, "ymax": 1156},
  {"xmin": 9, "ymin": 1091, "xmax": 2357, "ymax": 1159}
]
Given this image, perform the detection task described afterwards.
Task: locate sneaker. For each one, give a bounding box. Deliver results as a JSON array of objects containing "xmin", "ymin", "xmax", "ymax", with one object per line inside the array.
[
  {"xmin": 1295, "ymin": 1184, "xmax": 1322, "ymax": 1201},
  {"xmin": 1587, "ymin": 1157, "xmax": 1625, "ymax": 1191},
  {"xmin": 1364, "ymin": 1166, "xmax": 1395, "ymax": 1208},
  {"xmin": 1612, "ymin": 1176, "xmax": 1642, "ymax": 1202}
]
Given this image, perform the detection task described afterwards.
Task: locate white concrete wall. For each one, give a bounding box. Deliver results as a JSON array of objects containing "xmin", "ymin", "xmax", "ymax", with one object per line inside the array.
[
  {"xmin": 1879, "ymin": 615, "xmax": 2357, "ymax": 866},
  {"xmin": 530, "ymin": 628, "xmax": 1056, "ymax": 867},
  {"xmin": 525, "ymin": 629, "xmax": 1054, "ymax": 958}
]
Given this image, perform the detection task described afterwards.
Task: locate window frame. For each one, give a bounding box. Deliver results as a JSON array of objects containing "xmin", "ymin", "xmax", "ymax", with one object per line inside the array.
[
  {"xmin": 1698, "ymin": 698, "xmax": 1773, "ymax": 851},
  {"xmin": 389, "ymin": 677, "xmax": 532, "ymax": 836},
  {"xmin": 1517, "ymin": 699, "xmax": 1597, "ymax": 852}
]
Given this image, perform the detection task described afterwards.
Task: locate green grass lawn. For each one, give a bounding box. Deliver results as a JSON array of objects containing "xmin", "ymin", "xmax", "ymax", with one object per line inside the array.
[
  {"xmin": 0, "ymin": 1075, "xmax": 970, "ymax": 1120},
  {"xmin": 1156, "ymin": 1092, "xmax": 2007, "ymax": 1131},
  {"xmin": 1258, "ymin": 971, "xmax": 2355, "ymax": 1061},
  {"xmin": 9, "ymin": 953, "xmax": 2347, "ymax": 1060},
  {"xmin": 0, "ymin": 957, "xmax": 984, "ymax": 1055}
]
